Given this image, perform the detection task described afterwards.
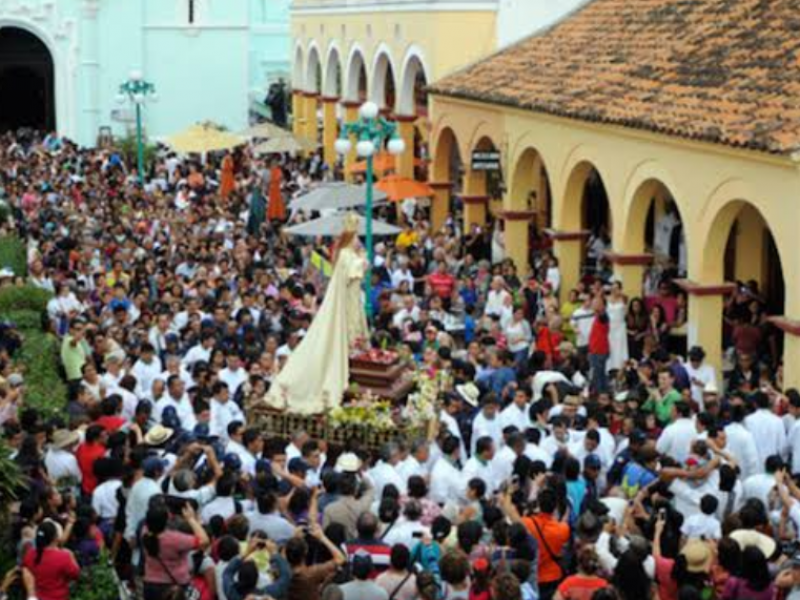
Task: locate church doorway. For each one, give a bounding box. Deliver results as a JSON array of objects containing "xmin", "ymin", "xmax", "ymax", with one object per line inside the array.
[{"xmin": 0, "ymin": 27, "xmax": 55, "ymax": 132}]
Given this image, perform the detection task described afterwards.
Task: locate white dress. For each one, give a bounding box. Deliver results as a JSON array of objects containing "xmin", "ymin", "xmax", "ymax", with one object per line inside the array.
[
  {"xmin": 262, "ymin": 245, "xmax": 368, "ymax": 414},
  {"xmin": 606, "ymin": 299, "xmax": 629, "ymax": 371}
]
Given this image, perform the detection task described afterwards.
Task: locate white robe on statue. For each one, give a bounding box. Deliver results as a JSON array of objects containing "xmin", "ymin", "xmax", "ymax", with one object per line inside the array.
[{"xmin": 262, "ymin": 246, "xmax": 369, "ymax": 414}]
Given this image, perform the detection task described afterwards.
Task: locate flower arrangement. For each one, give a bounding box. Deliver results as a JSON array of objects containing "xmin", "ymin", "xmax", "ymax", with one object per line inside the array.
[
  {"xmin": 351, "ymin": 348, "xmax": 399, "ymax": 365},
  {"xmin": 328, "ymin": 392, "xmax": 396, "ymax": 431}
]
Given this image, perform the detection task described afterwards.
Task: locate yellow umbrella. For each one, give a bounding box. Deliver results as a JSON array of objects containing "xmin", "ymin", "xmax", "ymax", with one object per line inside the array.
[
  {"xmin": 241, "ymin": 121, "xmax": 292, "ymax": 139},
  {"xmin": 166, "ymin": 122, "xmax": 244, "ymax": 153},
  {"xmin": 254, "ymin": 135, "xmax": 320, "ymax": 155}
]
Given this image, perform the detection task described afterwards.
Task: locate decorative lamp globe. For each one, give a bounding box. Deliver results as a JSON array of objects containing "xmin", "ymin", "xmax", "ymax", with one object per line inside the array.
[
  {"xmin": 387, "ymin": 137, "xmax": 406, "ymax": 156},
  {"xmin": 115, "ymin": 93, "xmax": 126, "ymax": 105},
  {"xmin": 133, "ymin": 93, "xmax": 145, "ymax": 104},
  {"xmin": 356, "ymin": 139, "xmax": 376, "ymax": 158},
  {"xmin": 129, "ymin": 69, "xmax": 143, "ymax": 82},
  {"xmin": 359, "ymin": 101, "xmax": 379, "ymax": 120},
  {"xmin": 334, "ymin": 137, "xmax": 352, "ymax": 155}
]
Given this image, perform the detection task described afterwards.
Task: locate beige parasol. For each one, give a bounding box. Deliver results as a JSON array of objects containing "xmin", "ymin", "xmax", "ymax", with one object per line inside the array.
[
  {"xmin": 165, "ymin": 122, "xmax": 245, "ymax": 153},
  {"xmin": 254, "ymin": 135, "xmax": 320, "ymax": 155}
]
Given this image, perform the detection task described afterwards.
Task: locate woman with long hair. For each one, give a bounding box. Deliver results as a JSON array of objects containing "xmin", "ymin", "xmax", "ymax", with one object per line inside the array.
[
  {"xmin": 141, "ymin": 503, "xmax": 209, "ymax": 600},
  {"xmin": 626, "ymin": 297, "xmax": 649, "ymax": 360},
  {"xmin": 720, "ymin": 546, "xmax": 774, "ymax": 600},
  {"xmin": 21, "ymin": 520, "xmax": 80, "ymax": 600},
  {"xmin": 611, "ymin": 549, "xmax": 655, "ymax": 600},
  {"xmin": 554, "ymin": 546, "xmax": 609, "ymax": 600}
]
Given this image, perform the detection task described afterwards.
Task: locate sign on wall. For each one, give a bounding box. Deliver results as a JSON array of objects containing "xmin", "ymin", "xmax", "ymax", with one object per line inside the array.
[{"xmin": 471, "ymin": 150, "xmax": 501, "ymax": 171}]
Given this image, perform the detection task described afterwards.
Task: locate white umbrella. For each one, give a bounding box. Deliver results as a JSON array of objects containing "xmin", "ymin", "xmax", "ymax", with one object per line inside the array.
[
  {"xmin": 290, "ymin": 183, "xmax": 388, "ymax": 213},
  {"xmin": 241, "ymin": 121, "xmax": 291, "ymax": 139},
  {"xmin": 283, "ymin": 213, "xmax": 401, "ymax": 237},
  {"xmin": 254, "ymin": 135, "xmax": 320, "ymax": 155}
]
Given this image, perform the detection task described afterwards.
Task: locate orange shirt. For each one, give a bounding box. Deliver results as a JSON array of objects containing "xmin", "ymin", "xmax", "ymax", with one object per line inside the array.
[{"xmin": 522, "ymin": 513, "xmax": 571, "ymax": 583}]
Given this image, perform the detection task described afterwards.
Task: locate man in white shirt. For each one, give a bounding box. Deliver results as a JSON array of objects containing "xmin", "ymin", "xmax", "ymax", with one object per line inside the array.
[
  {"xmin": 541, "ymin": 417, "xmax": 573, "ymax": 458},
  {"xmin": 499, "ymin": 388, "xmax": 532, "ymax": 432},
  {"xmin": 742, "ymin": 455, "xmax": 782, "ymax": 508},
  {"xmin": 153, "ymin": 376, "xmax": 196, "ymax": 430},
  {"xmin": 725, "ymin": 405, "xmax": 762, "ymax": 478},
  {"xmin": 471, "ymin": 395, "xmax": 503, "ymax": 456},
  {"xmin": 397, "ymin": 439, "xmax": 431, "ymax": 484},
  {"xmin": 493, "ymin": 431, "xmax": 526, "ymax": 487},
  {"xmin": 745, "ymin": 391, "xmax": 788, "ymax": 467},
  {"xmin": 440, "ymin": 393, "xmax": 468, "ymax": 460},
  {"xmin": 219, "ymin": 353, "xmax": 248, "ymax": 397},
  {"xmin": 391, "ymin": 262, "xmax": 415, "ymax": 291},
  {"xmin": 368, "ymin": 442, "xmax": 407, "ymax": 497},
  {"xmin": 226, "ymin": 426, "xmax": 261, "ymax": 477},
  {"xmin": 684, "ymin": 346, "xmax": 717, "ymax": 411},
  {"xmin": 392, "ymin": 295, "xmax": 421, "ymax": 330},
  {"xmin": 44, "ymin": 430, "xmax": 82, "ymax": 484},
  {"xmin": 209, "ymin": 382, "xmax": 245, "ymax": 441},
  {"xmin": 570, "ymin": 294, "xmax": 595, "ymax": 350},
  {"xmin": 182, "ymin": 334, "xmax": 216, "ymax": 370},
  {"xmin": 463, "ymin": 436, "xmax": 498, "ymax": 493},
  {"xmin": 429, "ymin": 436, "xmax": 466, "ymax": 505},
  {"xmin": 484, "ymin": 276, "xmax": 512, "ymax": 318},
  {"xmin": 656, "ymin": 402, "xmax": 698, "ymax": 464},
  {"xmin": 132, "ymin": 344, "xmax": 163, "ymax": 399},
  {"xmin": 524, "ymin": 429, "xmax": 554, "ymax": 469}
]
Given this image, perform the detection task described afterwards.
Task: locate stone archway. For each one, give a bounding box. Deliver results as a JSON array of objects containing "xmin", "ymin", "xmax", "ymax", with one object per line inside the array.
[
  {"xmin": 430, "ymin": 126, "xmax": 463, "ymax": 231},
  {"xmin": 505, "ymin": 147, "xmax": 552, "ymax": 273},
  {"xmin": 370, "ymin": 51, "xmax": 396, "ymax": 113},
  {"xmin": 0, "ymin": 27, "xmax": 54, "ymax": 131}
]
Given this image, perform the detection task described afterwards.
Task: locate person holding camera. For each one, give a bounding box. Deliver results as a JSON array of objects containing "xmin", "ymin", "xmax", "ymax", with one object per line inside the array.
[{"xmin": 141, "ymin": 503, "xmax": 210, "ymax": 600}]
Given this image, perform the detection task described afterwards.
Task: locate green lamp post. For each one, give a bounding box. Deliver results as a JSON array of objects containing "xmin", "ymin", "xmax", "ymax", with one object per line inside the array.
[
  {"xmin": 116, "ymin": 70, "xmax": 157, "ymax": 186},
  {"xmin": 334, "ymin": 101, "xmax": 406, "ymax": 320}
]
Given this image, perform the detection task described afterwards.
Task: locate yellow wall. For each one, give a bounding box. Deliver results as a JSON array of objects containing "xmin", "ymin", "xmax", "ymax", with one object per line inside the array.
[
  {"xmin": 429, "ymin": 94, "xmax": 800, "ymax": 384},
  {"xmin": 291, "ymin": 8, "xmax": 497, "ymax": 113}
]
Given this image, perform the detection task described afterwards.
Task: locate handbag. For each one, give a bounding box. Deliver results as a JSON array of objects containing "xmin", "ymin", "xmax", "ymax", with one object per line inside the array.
[
  {"xmin": 155, "ymin": 554, "xmax": 201, "ymax": 600},
  {"xmin": 530, "ymin": 516, "xmax": 570, "ymax": 580}
]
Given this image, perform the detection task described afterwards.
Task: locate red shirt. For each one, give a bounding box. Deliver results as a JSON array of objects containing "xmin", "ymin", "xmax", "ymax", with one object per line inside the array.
[
  {"xmin": 428, "ymin": 272, "xmax": 456, "ymax": 300},
  {"xmin": 22, "ymin": 547, "xmax": 80, "ymax": 600},
  {"xmin": 588, "ymin": 312, "xmax": 610, "ymax": 356},
  {"xmin": 76, "ymin": 441, "xmax": 106, "ymax": 494},
  {"xmin": 95, "ymin": 415, "xmax": 125, "ymax": 433}
]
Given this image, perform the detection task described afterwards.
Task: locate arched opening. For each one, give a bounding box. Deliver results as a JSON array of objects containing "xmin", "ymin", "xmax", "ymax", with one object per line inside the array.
[
  {"xmin": 705, "ymin": 201, "xmax": 785, "ymax": 370},
  {"xmin": 292, "ymin": 45, "xmax": 304, "ymax": 91},
  {"xmin": 345, "ymin": 50, "xmax": 367, "ymax": 104},
  {"xmin": 323, "ymin": 48, "xmax": 342, "ymax": 98},
  {"xmin": 305, "ymin": 47, "xmax": 322, "ymax": 94},
  {"xmin": 370, "ymin": 53, "xmax": 396, "ymax": 113},
  {"xmin": 509, "ymin": 147, "xmax": 552, "ymax": 265},
  {"xmin": 0, "ymin": 27, "xmax": 55, "ymax": 132},
  {"xmin": 399, "ymin": 53, "xmax": 429, "ymax": 118},
  {"xmin": 562, "ymin": 162, "xmax": 611, "ymax": 277},
  {"xmin": 431, "ymin": 126, "xmax": 463, "ymax": 226},
  {"xmin": 625, "ymin": 179, "xmax": 687, "ymax": 292}
]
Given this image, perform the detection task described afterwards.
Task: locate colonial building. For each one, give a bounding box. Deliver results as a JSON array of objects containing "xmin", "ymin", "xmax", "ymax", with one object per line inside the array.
[
  {"xmin": 289, "ymin": 0, "xmax": 584, "ymax": 191},
  {"xmin": 428, "ymin": 0, "xmax": 800, "ymax": 385},
  {"xmin": 0, "ymin": 0, "xmax": 290, "ymax": 146}
]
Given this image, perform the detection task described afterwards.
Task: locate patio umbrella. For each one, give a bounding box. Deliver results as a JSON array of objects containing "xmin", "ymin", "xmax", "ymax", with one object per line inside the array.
[
  {"xmin": 290, "ymin": 182, "xmax": 388, "ymax": 213},
  {"xmin": 166, "ymin": 123, "xmax": 244, "ymax": 153},
  {"xmin": 254, "ymin": 135, "xmax": 319, "ymax": 155},
  {"xmin": 348, "ymin": 151, "xmax": 426, "ymax": 174},
  {"xmin": 241, "ymin": 121, "xmax": 291, "ymax": 139},
  {"xmin": 283, "ymin": 213, "xmax": 401, "ymax": 237},
  {"xmin": 375, "ymin": 175, "xmax": 434, "ymax": 202}
]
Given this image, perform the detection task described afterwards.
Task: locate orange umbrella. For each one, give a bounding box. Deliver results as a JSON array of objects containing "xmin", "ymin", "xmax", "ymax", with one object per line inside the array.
[
  {"xmin": 375, "ymin": 175, "xmax": 435, "ymax": 202},
  {"xmin": 348, "ymin": 151, "xmax": 425, "ymax": 174}
]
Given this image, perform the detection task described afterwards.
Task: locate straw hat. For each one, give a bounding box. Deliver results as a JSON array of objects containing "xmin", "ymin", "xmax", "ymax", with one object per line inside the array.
[
  {"xmin": 144, "ymin": 424, "xmax": 175, "ymax": 447},
  {"xmin": 51, "ymin": 429, "xmax": 80, "ymax": 449},
  {"xmin": 455, "ymin": 383, "xmax": 480, "ymax": 407},
  {"xmin": 681, "ymin": 539, "xmax": 713, "ymax": 573},
  {"xmin": 730, "ymin": 529, "xmax": 777, "ymax": 559}
]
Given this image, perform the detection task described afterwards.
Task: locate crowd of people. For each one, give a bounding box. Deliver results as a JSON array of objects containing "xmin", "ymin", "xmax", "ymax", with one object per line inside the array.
[{"xmin": 0, "ymin": 127, "xmax": 797, "ymax": 600}]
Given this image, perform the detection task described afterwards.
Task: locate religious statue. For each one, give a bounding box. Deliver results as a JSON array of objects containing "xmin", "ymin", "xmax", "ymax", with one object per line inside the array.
[{"xmin": 261, "ymin": 213, "xmax": 369, "ymax": 414}]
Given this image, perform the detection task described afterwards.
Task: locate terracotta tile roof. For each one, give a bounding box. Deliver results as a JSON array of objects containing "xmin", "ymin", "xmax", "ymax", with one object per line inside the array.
[{"xmin": 430, "ymin": 0, "xmax": 800, "ymax": 155}]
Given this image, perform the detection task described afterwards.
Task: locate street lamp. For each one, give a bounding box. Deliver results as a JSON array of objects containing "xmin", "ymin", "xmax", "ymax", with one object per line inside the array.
[
  {"xmin": 335, "ymin": 101, "xmax": 406, "ymax": 320},
  {"xmin": 118, "ymin": 70, "xmax": 156, "ymax": 186}
]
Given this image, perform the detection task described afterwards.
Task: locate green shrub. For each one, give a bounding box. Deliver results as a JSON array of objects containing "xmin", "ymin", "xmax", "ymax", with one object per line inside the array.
[
  {"xmin": 0, "ymin": 309, "xmax": 66, "ymax": 419},
  {"xmin": 0, "ymin": 285, "xmax": 52, "ymax": 314},
  {"xmin": 71, "ymin": 551, "xmax": 122, "ymax": 600},
  {"xmin": 0, "ymin": 237, "xmax": 26, "ymax": 276}
]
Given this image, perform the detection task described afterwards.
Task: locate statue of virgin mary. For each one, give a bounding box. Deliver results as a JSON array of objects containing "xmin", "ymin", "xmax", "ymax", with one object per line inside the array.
[{"xmin": 262, "ymin": 213, "xmax": 369, "ymax": 414}]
